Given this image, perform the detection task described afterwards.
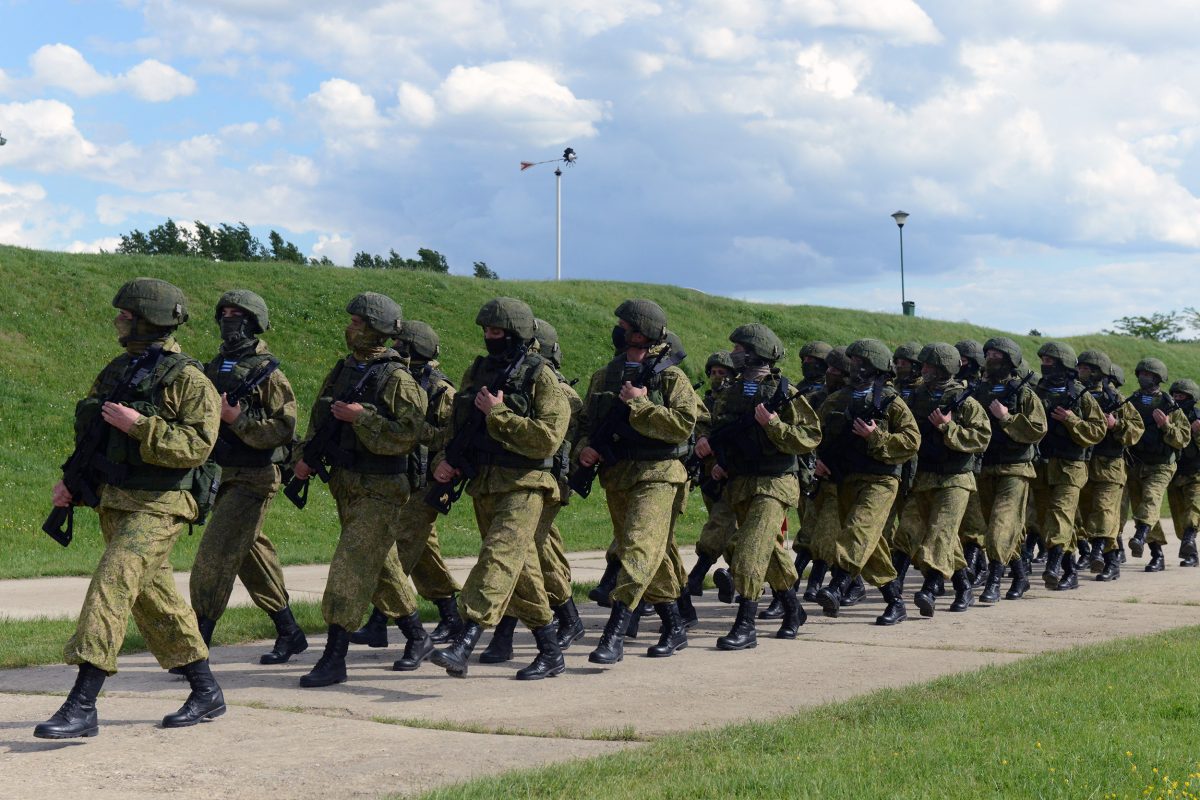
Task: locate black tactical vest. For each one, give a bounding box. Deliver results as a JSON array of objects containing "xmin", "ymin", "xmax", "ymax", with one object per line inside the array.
[
  {"xmin": 1088, "ymin": 384, "xmax": 1127, "ymax": 460},
  {"xmin": 405, "ymin": 361, "xmax": 453, "ymax": 488},
  {"xmin": 1128, "ymin": 391, "xmax": 1178, "ymax": 465},
  {"xmin": 452, "ymin": 352, "xmax": 554, "ymax": 470},
  {"xmin": 585, "ymin": 357, "xmax": 690, "ymax": 462},
  {"xmin": 1036, "ymin": 380, "xmax": 1090, "ymax": 462},
  {"xmin": 204, "ymin": 350, "xmax": 287, "ymax": 468},
  {"xmin": 909, "ymin": 382, "xmax": 976, "ymax": 475},
  {"xmin": 710, "ymin": 376, "xmax": 798, "ymax": 478},
  {"xmin": 818, "ymin": 383, "xmax": 902, "ymax": 479},
  {"xmin": 973, "ymin": 377, "xmax": 1037, "ymax": 466},
  {"xmin": 314, "ymin": 355, "xmax": 409, "ymax": 474},
  {"xmin": 1176, "ymin": 403, "xmax": 1200, "ymax": 475}
]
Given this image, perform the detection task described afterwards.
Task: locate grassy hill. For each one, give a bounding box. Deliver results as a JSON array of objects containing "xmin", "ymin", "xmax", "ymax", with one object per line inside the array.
[{"xmin": 3, "ymin": 244, "xmax": 1197, "ymax": 579}]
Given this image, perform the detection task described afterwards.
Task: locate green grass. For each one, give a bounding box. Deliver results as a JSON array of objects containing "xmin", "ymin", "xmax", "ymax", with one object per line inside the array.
[
  {"xmin": 4, "ymin": 243, "xmax": 1197, "ymax": 578},
  {"xmin": 410, "ymin": 627, "xmax": 1200, "ymax": 800}
]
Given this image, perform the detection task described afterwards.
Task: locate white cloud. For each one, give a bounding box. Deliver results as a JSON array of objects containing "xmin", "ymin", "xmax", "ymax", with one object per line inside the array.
[
  {"xmin": 780, "ymin": 0, "xmax": 942, "ymax": 45},
  {"xmin": 396, "ymin": 82, "xmax": 436, "ymax": 127},
  {"xmin": 122, "ymin": 59, "xmax": 197, "ymax": 101},
  {"xmin": 692, "ymin": 27, "xmax": 760, "ymax": 62},
  {"xmin": 66, "ymin": 236, "xmax": 124, "ymax": 253},
  {"xmin": 28, "ymin": 44, "xmax": 195, "ymax": 102},
  {"xmin": 304, "ymin": 78, "xmax": 388, "ymax": 151},
  {"xmin": 0, "ymin": 178, "xmax": 81, "ymax": 248},
  {"xmin": 795, "ymin": 44, "xmax": 865, "ymax": 99},
  {"xmin": 311, "ymin": 232, "xmax": 354, "ymax": 265}
]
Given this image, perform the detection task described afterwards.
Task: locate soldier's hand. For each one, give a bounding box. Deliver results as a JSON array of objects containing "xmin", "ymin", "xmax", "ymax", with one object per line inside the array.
[
  {"xmin": 989, "ymin": 400, "xmax": 1010, "ymax": 421},
  {"xmin": 928, "ymin": 408, "xmax": 951, "ymax": 429},
  {"xmin": 711, "ymin": 464, "xmax": 728, "ymax": 480},
  {"xmin": 433, "ymin": 461, "xmax": 459, "ymax": 483},
  {"xmin": 620, "ymin": 381, "xmax": 648, "ymax": 403},
  {"xmin": 52, "ymin": 480, "xmax": 73, "ymax": 508},
  {"xmin": 814, "ymin": 459, "xmax": 831, "ymax": 478},
  {"xmin": 331, "ymin": 401, "xmax": 364, "ymax": 422},
  {"xmin": 579, "ymin": 446, "xmax": 602, "ymax": 467},
  {"xmin": 1050, "ymin": 406, "xmax": 1075, "ymax": 423},
  {"xmin": 754, "ymin": 403, "xmax": 778, "ymax": 426},
  {"xmin": 474, "ymin": 387, "xmax": 504, "ymax": 414},
  {"xmin": 293, "ymin": 460, "xmax": 314, "ymax": 480},
  {"xmin": 1105, "ymin": 412, "xmax": 1117, "ymax": 429},
  {"xmin": 694, "ymin": 437, "xmax": 712, "ymax": 458},
  {"xmin": 101, "ymin": 401, "xmax": 143, "ymax": 433},
  {"xmin": 1153, "ymin": 408, "xmax": 1169, "ymax": 428},
  {"xmin": 851, "ymin": 418, "xmax": 877, "ymax": 438},
  {"xmin": 1192, "ymin": 419, "xmax": 1200, "ymax": 435},
  {"xmin": 220, "ymin": 393, "xmax": 242, "ymax": 423}
]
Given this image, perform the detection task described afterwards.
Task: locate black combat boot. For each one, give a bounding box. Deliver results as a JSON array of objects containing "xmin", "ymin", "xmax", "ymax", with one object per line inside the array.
[
  {"xmin": 717, "ymin": 598, "xmax": 759, "ymax": 651},
  {"xmin": 1180, "ymin": 527, "xmax": 1198, "ymax": 567},
  {"xmin": 1128, "ymin": 522, "xmax": 1150, "ymax": 558},
  {"xmin": 349, "ymin": 606, "xmax": 389, "ymax": 647},
  {"xmin": 1006, "ymin": 557, "xmax": 1030, "ymax": 599},
  {"xmin": 914, "ymin": 571, "xmax": 939, "ymax": 618},
  {"xmin": 162, "ymin": 659, "xmax": 226, "ymax": 727},
  {"xmin": 33, "ymin": 662, "xmax": 106, "ymax": 739},
  {"xmin": 1096, "ymin": 548, "xmax": 1121, "ymax": 581},
  {"xmin": 1042, "ymin": 545, "xmax": 1065, "ymax": 589},
  {"xmin": 392, "ymin": 612, "xmax": 434, "ymax": 671},
  {"xmin": 803, "ymin": 560, "xmax": 828, "ymax": 602},
  {"xmin": 949, "ymin": 568, "xmax": 974, "ymax": 611},
  {"xmin": 775, "ymin": 588, "xmax": 806, "ymax": 639},
  {"xmin": 792, "ymin": 548, "xmax": 813, "ymax": 591},
  {"xmin": 1077, "ymin": 538, "xmax": 1093, "ymax": 567},
  {"xmin": 197, "ymin": 616, "xmax": 216, "ymax": 648},
  {"xmin": 430, "ymin": 596, "xmax": 464, "ymax": 644},
  {"xmin": 588, "ymin": 558, "xmax": 621, "ymax": 607},
  {"xmin": 971, "ymin": 547, "xmax": 988, "ymax": 588},
  {"xmin": 759, "ymin": 592, "xmax": 785, "ymax": 619},
  {"xmin": 626, "ymin": 603, "xmax": 646, "ymax": 639},
  {"xmin": 515, "ymin": 623, "xmax": 565, "ymax": 680},
  {"xmin": 962, "ymin": 542, "xmax": 982, "ymax": 584},
  {"xmin": 589, "ymin": 602, "xmax": 634, "ymax": 665},
  {"xmin": 891, "ymin": 549, "xmax": 912, "ymax": 589},
  {"xmin": 675, "ymin": 591, "xmax": 699, "ymax": 630},
  {"xmin": 687, "ymin": 554, "xmax": 715, "ymax": 596},
  {"xmin": 1089, "ymin": 539, "xmax": 1108, "ymax": 573},
  {"xmin": 431, "ymin": 621, "xmax": 484, "ymax": 677},
  {"xmin": 1055, "ymin": 552, "xmax": 1079, "ymax": 590},
  {"xmin": 260, "ymin": 606, "xmax": 309, "ymax": 665},
  {"xmin": 647, "ymin": 601, "xmax": 688, "ymax": 657},
  {"xmin": 841, "ymin": 576, "xmax": 868, "ymax": 607},
  {"xmin": 815, "ymin": 567, "xmax": 853, "ymax": 618},
  {"xmin": 875, "ymin": 581, "xmax": 907, "ymax": 626},
  {"xmin": 713, "ymin": 568, "xmax": 736, "ymax": 605},
  {"xmin": 1145, "ymin": 542, "xmax": 1166, "ymax": 573},
  {"xmin": 979, "ymin": 561, "xmax": 1006, "ymax": 604},
  {"xmin": 300, "ymin": 625, "xmax": 350, "ymax": 687},
  {"xmin": 478, "ymin": 616, "xmax": 517, "ymax": 664},
  {"xmin": 1021, "ymin": 530, "xmax": 1039, "ymax": 563},
  {"xmin": 1117, "ymin": 534, "xmax": 1127, "ymax": 563},
  {"xmin": 553, "ymin": 598, "xmax": 585, "ymax": 649}
]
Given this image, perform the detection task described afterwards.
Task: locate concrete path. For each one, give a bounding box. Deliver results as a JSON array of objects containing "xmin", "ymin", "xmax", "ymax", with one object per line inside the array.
[{"xmin": 3, "ymin": 528, "xmax": 1200, "ymax": 800}]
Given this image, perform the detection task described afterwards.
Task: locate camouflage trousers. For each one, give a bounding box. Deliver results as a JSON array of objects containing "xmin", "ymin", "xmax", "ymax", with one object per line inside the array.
[
  {"xmin": 696, "ymin": 492, "xmax": 739, "ymax": 565},
  {"xmin": 730, "ymin": 494, "xmax": 799, "ymax": 598},
  {"xmin": 526, "ymin": 501, "xmax": 572, "ymax": 608},
  {"xmin": 189, "ymin": 465, "xmax": 289, "ymax": 621},
  {"xmin": 1128, "ymin": 461, "xmax": 1176, "ymax": 544},
  {"xmin": 832, "ymin": 474, "xmax": 900, "ymax": 589},
  {"xmin": 65, "ymin": 508, "xmax": 208, "ymax": 675},
  {"xmin": 1168, "ymin": 471, "xmax": 1200, "ymax": 536},
  {"xmin": 978, "ymin": 473, "xmax": 1031, "ymax": 564},
  {"xmin": 323, "ymin": 470, "xmax": 418, "ymax": 630},
  {"xmin": 459, "ymin": 488, "xmax": 553, "ymax": 629},
  {"xmin": 1080, "ymin": 479, "xmax": 1124, "ymax": 552},
  {"xmin": 1031, "ymin": 460, "xmax": 1088, "ymax": 552},
  {"xmin": 895, "ymin": 485, "xmax": 971, "ymax": 578},
  {"xmin": 957, "ymin": 490, "xmax": 986, "ymax": 549},
  {"xmin": 794, "ymin": 481, "xmax": 840, "ymax": 563},
  {"xmin": 607, "ymin": 480, "xmax": 684, "ymax": 607},
  {"xmin": 370, "ymin": 495, "xmax": 462, "ymax": 618}
]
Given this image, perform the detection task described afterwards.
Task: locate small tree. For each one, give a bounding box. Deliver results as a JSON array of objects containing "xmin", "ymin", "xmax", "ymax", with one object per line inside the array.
[
  {"xmin": 473, "ymin": 261, "xmax": 499, "ymax": 279},
  {"xmin": 117, "ymin": 229, "xmax": 152, "ymax": 255},
  {"xmin": 268, "ymin": 230, "xmax": 305, "ymax": 263},
  {"xmin": 414, "ymin": 248, "xmax": 450, "ymax": 273},
  {"xmin": 1104, "ymin": 311, "xmax": 1184, "ymax": 342},
  {"xmin": 147, "ymin": 219, "xmax": 193, "ymax": 256}
]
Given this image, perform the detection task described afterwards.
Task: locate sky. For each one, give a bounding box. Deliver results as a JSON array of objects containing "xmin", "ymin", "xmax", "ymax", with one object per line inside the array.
[{"xmin": 2, "ymin": 0, "xmax": 1199, "ymax": 337}]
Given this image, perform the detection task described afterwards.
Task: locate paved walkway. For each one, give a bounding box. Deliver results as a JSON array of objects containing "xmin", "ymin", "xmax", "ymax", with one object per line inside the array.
[{"xmin": 3, "ymin": 526, "xmax": 1199, "ymax": 799}]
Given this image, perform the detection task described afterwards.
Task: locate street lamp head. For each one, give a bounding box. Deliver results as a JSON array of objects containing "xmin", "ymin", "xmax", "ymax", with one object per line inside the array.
[{"xmin": 891, "ymin": 210, "xmax": 908, "ymax": 227}]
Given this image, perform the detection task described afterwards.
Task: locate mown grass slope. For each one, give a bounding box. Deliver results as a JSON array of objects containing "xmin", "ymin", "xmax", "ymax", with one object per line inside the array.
[{"xmin": 3, "ymin": 244, "xmax": 1196, "ymax": 578}]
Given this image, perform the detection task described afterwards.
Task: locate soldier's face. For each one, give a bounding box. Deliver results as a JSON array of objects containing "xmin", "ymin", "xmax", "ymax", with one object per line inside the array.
[
  {"xmin": 483, "ymin": 326, "xmax": 507, "ymax": 340},
  {"xmin": 1077, "ymin": 364, "xmax": 1095, "ymax": 381},
  {"xmin": 220, "ymin": 307, "xmax": 245, "ymax": 319}
]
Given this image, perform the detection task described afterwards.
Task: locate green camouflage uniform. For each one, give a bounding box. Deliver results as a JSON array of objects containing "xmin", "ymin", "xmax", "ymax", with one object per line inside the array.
[
  {"xmin": 1080, "ymin": 385, "xmax": 1143, "ymax": 552},
  {"xmin": 694, "ymin": 384, "xmax": 739, "ymax": 563},
  {"xmin": 1031, "ymin": 381, "xmax": 1106, "ymax": 553},
  {"xmin": 189, "ymin": 339, "xmax": 297, "ymax": 620},
  {"xmin": 577, "ymin": 351, "xmax": 700, "ymax": 607},
  {"xmin": 790, "ymin": 378, "xmax": 830, "ymax": 558},
  {"xmin": 65, "ymin": 337, "xmax": 219, "ymax": 674},
  {"xmin": 1168, "ymin": 410, "xmax": 1200, "ymax": 535},
  {"xmin": 1126, "ymin": 392, "xmax": 1191, "ymax": 545},
  {"xmin": 299, "ymin": 348, "xmax": 427, "ymax": 630},
  {"xmin": 526, "ymin": 372, "xmax": 582, "ymax": 608}
]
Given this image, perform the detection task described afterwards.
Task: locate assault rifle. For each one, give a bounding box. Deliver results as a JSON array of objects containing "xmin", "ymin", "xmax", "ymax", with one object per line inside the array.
[
  {"xmin": 283, "ymin": 360, "xmax": 390, "ymax": 509},
  {"xmin": 212, "ymin": 357, "xmax": 280, "ymax": 463},
  {"xmin": 569, "ymin": 344, "xmax": 686, "ymax": 499},
  {"xmin": 424, "ymin": 343, "xmax": 531, "ymax": 514},
  {"xmin": 810, "ymin": 375, "xmax": 896, "ymax": 494},
  {"xmin": 696, "ymin": 377, "xmax": 799, "ymax": 500},
  {"xmin": 43, "ymin": 345, "xmax": 167, "ymax": 547}
]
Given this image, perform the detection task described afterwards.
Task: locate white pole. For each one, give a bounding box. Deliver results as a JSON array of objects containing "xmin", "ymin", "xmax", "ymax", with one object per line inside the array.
[{"xmin": 555, "ymin": 167, "xmax": 562, "ymax": 281}]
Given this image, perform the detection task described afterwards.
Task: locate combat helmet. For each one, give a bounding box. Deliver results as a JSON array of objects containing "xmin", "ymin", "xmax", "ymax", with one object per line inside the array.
[
  {"xmin": 476, "ymin": 297, "xmax": 536, "ymax": 340},
  {"xmin": 347, "ymin": 292, "xmax": 402, "ymax": 337},
  {"xmin": 1110, "ymin": 363, "xmax": 1126, "ymax": 387},
  {"xmin": 918, "ymin": 342, "xmax": 960, "ymax": 379},
  {"xmin": 397, "ymin": 320, "xmax": 440, "ymax": 361},
  {"xmin": 1037, "ymin": 341, "xmax": 1078, "ymax": 369},
  {"xmin": 955, "ymin": 339, "xmax": 986, "ymax": 371},
  {"xmin": 846, "ymin": 338, "xmax": 894, "ymax": 374},
  {"xmin": 112, "ymin": 277, "xmax": 188, "ymax": 327},
  {"xmin": 799, "ymin": 341, "xmax": 833, "ymax": 362},
  {"xmin": 1135, "ymin": 357, "xmax": 1168, "ymax": 385},
  {"xmin": 706, "ymin": 351, "xmax": 735, "ymax": 375},
  {"xmin": 826, "ymin": 345, "xmax": 850, "ymax": 374},
  {"xmin": 983, "ymin": 336, "xmax": 1023, "ymax": 369},
  {"xmin": 614, "ymin": 299, "xmax": 667, "ymax": 343},
  {"xmin": 1170, "ymin": 379, "xmax": 1199, "ymax": 401},
  {"xmin": 533, "ymin": 318, "xmax": 560, "ymax": 366},
  {"xmin": 729, "ymin": 323, "xmax": 785, "ymax": 362},
  {"xmin": 894, "ymin": 341, "xmax": 922, "ymax": 364},
  {"xmin": 1077, "ymin": 349, "xmax": 1112, "ymax": 377},
  {"xmin": 215, "ymin": 289, "xmax": 269, "ymax": 332}
]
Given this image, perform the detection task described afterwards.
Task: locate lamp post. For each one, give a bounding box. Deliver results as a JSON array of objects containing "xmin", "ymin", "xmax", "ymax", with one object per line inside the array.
[
  {"xmin": 891, "ymin": 210, "xmax": 914, "ymax": 317},
  {"xmin": 521, "ymin": 147, "xmax": 577, "ymax": 280}
]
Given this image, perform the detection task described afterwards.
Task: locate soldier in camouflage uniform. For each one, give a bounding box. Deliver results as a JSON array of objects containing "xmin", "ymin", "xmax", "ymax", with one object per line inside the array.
[
  {"xmin": 292, "ymin": 293, "xmax": 433, "ymax": 686},
  {"xmin": 188, "ymin": 290, "xmax": 307, "ymax": 667},
  {"xmin": 893, "ymin": 343, "xmax": 991, "ymax": 616},
  {"xmin": 37, "ymin": 278, "xmax": 225, "ymax": 739},
  {"xmin": 577, "ymin": 300, "xmax": 700, "ymax": 665},
  {"xmin": 349, "ymin": 320, "xmax": 465, "ymax": 653},
  {"xmin": 954, "ymin": 340, "xmax": 989, "ymax": 584},
  {"xmin": 1030, "ymin": 342, "xmax": 1107, "ymax": 591},
  {"xmin": 893, "ymin": 342, "xmax": 923, "ymax": 403},
  {"xmin": 685, "ymin": 352, "xmax": 737, "ymax": 596},
  {"xmin": 1167, "ymin": 380, "xmax": 1200, "ymax": 567},
  {"xmin": 1125, "ymin": 357, "xmax": 1192, "ymax": 572},
  {"xmin": 430, "ymin": 299, "xmax": 570, "ymax": 679},
  {"xmin": 476, "ymin": 317, "xmax": 586, "ymax": 663},
  {"xmin": 696, "ymin": 324, "xmax": 821, "ymax": 648},
  {"xmin": 1077, "ymin": 351, "xmax": 1143, "ymax": 581},
  {"xmin": 813, "ymin": 339, "xmax": 921, "ymax": 625}
]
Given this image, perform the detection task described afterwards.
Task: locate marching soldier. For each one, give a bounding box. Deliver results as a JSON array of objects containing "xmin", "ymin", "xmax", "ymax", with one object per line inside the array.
[{"xmin": 1167, "ymin": 380, "xmax": 1200, "ymax": 567}]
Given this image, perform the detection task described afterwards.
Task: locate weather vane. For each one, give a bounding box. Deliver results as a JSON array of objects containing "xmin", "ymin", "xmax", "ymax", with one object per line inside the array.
[{"xmin": 520, "ymin": 148, "xmax": 578, "ymax": 281}]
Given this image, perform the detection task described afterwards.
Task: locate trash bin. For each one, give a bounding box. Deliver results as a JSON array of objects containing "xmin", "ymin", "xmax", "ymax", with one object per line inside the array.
[{"xmin": 902, "ymin": 301, "xmax": 916, "ymax": 317}]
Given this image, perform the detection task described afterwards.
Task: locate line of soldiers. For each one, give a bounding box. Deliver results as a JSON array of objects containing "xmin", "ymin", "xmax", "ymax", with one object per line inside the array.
[{"xmin": 33, "ymin": 277, "xmax": 1200, "ymax": 740}]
